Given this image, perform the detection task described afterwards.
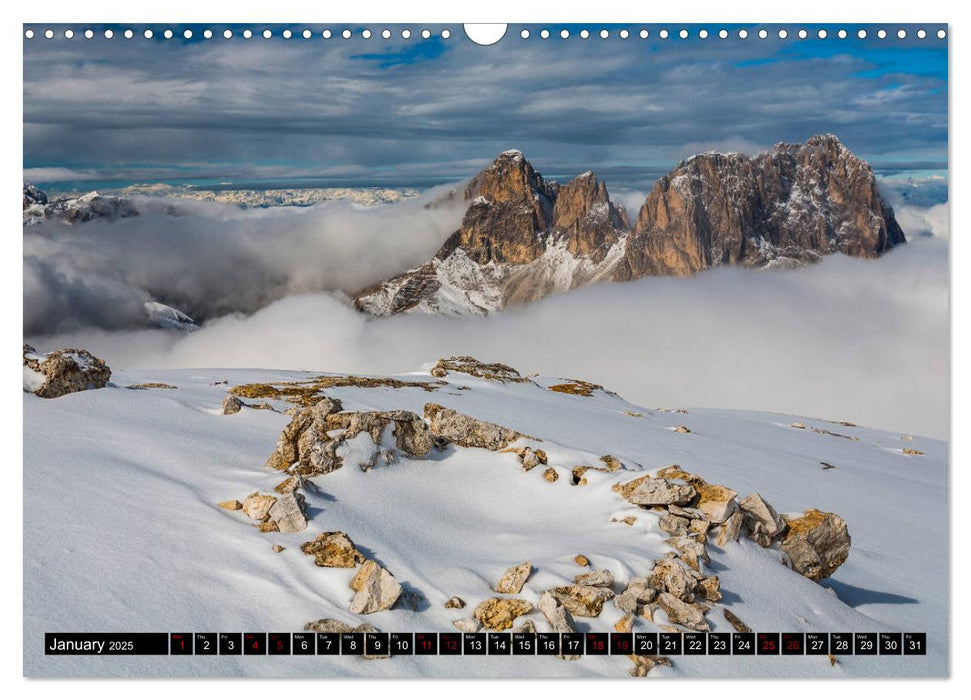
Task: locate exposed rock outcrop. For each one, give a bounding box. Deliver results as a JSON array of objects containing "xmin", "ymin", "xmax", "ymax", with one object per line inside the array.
[{"xmin": 423, "ymin": 403, "xmax": 524, "ymax": 450}]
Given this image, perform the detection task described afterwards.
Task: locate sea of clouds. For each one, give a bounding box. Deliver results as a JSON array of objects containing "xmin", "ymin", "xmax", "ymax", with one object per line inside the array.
[{"xmin": 24, "ymin": 192, "xmax": 949, "ymax": 439}]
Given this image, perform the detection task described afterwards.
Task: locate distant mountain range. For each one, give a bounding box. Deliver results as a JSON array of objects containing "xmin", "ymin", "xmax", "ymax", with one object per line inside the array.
[{"xmin": 355, "ymin": 135, "xmax": 906, "ymax": 316}]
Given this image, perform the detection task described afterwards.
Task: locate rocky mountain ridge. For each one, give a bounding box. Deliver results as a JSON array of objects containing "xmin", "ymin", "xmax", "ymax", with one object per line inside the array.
[{"xmin": 355, "ymin": 135, "xmax": 906, "ymax": 316}]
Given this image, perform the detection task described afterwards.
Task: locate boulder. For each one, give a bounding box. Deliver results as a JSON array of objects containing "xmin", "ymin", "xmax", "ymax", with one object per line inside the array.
[
  {"xmin": 739, "ymin": 493, "xmax": 788, "ymax": 544},
  {"xmin": 349, "ymin": 561, "xmax": 402, "ymax": 614},
  {"xmin": 780, "ymin": 509, "xmax": 851, "ymax": 582},
  {"xmin": 266, "ymin": 492, "xmax": 308, "ymax": 533},
  {"xmin": 221, "ymin": 395, "xmax": 243, "ymax": 415},
  {"xmin": 23, "ymin": 345, "xmax": 111, "ymax": 399},
  {"xmin": 473, "ymin": 597, "xmax": 533, "ymax": 631},
  {"xmin": 423, "ymin": 403, "xmax": 525, "ymax": 450},
  {"xmin": 655, "ymin": 592, "xmax": 710, "ymax": 631},
  {"xmin": 619, "ymin": 477, "xmax": 697, "ymax": 507},
  {"xmin": 548, "ymin": 584, "xmax": 614, "ymax": 617},
  {"xmin": 495, "ymin": 562, "xmax": 532, "ymax": 594},
  {"xmin": 575, "ymin": 569, "xmax": 614, "ymax": 588},
  {"xmin": 301, "ymin": 532, "xmax": 366, "ymax": 568},
  {"xmin": 694, "ymin": 483, "xmax": 738, "ymax": 524}
]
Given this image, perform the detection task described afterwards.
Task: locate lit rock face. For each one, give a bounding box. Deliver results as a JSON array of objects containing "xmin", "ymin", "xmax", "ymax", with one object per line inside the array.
[
  {"xmin": 355, "ymin": 135, "xmax": 905, "ymax": 317},
  {"xmin": 622, "ymin": 134, "xmax": 906, "ymax": 278}
]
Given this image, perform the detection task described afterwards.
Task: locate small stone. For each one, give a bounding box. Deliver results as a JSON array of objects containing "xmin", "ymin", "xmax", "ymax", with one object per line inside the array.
[
  {"xmin": 739, "ymin": 493, "xmax": 787, "ymax": 543},
  {"xmin": 304, "ymin": 618, "xmax": 353, "ymax": 633},
  {"xmin": 599, "ymin": 455, "xmax": 623, "ymax": 471},
  {"xmin": 621, "ymin": 477, "xmax": 697, "ymax": 507},
  {"xmin": 512, "ymin": 619, "xmax": 536, "ymax": 634},
  {"xmin": 548, "ymin": 585, "xmax": 614, "ymax": 617},
  {"xmin": 611, "ymin": 515, "xmax": 638, "ymax": 526},
  {"xmin": 575, "ymin": 569, "xmax": 614, "ymax": 588},
  {"xmin": 273, "ymin": 475, "xmax": 308, "ymax": 494},
  {"xmin": 495, "ymin": 562, "xmax": 532, "ymax": 594},
  {"xmin": 723, "ymin": 608, "xmax": 751, "ymax": 633},
  {"xmin": 542, "ymin": 467, "xmax": 559, "ymax": 483},
  {"xmin": 695, "ymin": 576, "xmax": 721, "ymax": 602},
  {"xmin": 272, "ymin": 544, "xmax": 285, "ymax": 553},
  {"xmin": 301, "ymin": 532, "xmax": 365, "ymax": 568},
  {"xmin": 717, "ymin": 511, "xmax": 744, "ymax": 546},
  {"xmin": 574, "ymin": 554, "xmax": 589, "ymax": 567},
  {"xmin": 444, "ymin": 596, "xmax": 467, "ymax": 609},
  {"xmin": 659, "ymin": 513, "xmax": 690, "ymax": 537},
  {"xmin": 614, "ymin": 613, "xmax": 634, "ymax": 633},
  {"xmin": 452, "ymin": 618, "xmax": 481, "ymax": 633},
  {"xmin": 655, "ymin": 592, "xmax": 709, "ymax": 631},
  {"xmin": 666, "ymin": 536, "xmax": 710, "ymax": 570},
  {"xmin": 258, "ymin": 520, "xmax": 279, "ymax": 533},
  {"xmin": 628, "ymin": 654, "xmax": 671, "ymax": 677},
  {"xmin": 649, "ymin": 559, "xmax": 697, "ymax": 602},
  {"xmin": 266, "ymin": 492, "xmax": 308, "ymax": 533},
  {"xmin": 218, "ymin": 499, "xmax": 242, "ymax": 511},
  {"xmin": 902, "ymin": 448, "xmax": 925, "ymax": 456},
  {"xmin": 473, "ymin": 598, "xmax": 533, "ymax": 631},
  {"xmin": 222, "ymin": 395, "xmax": 243, "ymax": 415},
  {"xmin": 791, "ymin": 422, "xmax": 806, "ymax": 429},
  {"xmin": 349, "ymin": 560, "xmax": 402, "ymax": 614},
  {"xmin": 674, "ymin": 425, "xmax": 691, "ymax": 434},
  {"xmin": 241, "ymin": 492, "xmax": 276, "ymax": 521}
]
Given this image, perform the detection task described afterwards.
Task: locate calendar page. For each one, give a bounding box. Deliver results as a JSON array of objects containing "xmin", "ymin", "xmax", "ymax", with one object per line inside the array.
[{"xmin": 22, "ymin": 22, "xmax": 948, "ymax": 679}]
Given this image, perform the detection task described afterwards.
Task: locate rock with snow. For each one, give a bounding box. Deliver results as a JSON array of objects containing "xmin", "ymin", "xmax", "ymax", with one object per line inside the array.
[
  {"xmin": 452, "ymin": 618, "xmax": 481, "ymax": 633},
  {"xmin": 548, "ymin": 584, "xmax": 614, "ymax": 617},
  {"xmin": 444, "ymin": 596, "xmax": 466, "ymax": 609},
  {"xmin": 620, "ymin": 477, "xmax": 697, "ymax": 507},
  {"xmin": 780, "ymin": 509, "xmax": 851, "ymax": 582},
  {"xmin": 23, "ymin": 344, "xmax": 111, "ymax": 399},
  {"xmin": 495, "ymin": 562, "xmax": 532, "ymax": 594},
  {"xmin": 301, "ymin": 532, "xmax": 365, "ymax": 568},
  {"xmin": 473, "ymin": 597, "xmax": 533, "ymax": 631},
  {"xmin": 424, "ymin": 403, "xmax": 524, "ymax": 450},
  {"xmin": 349, "ymin": 560, "xmax": 402, "ymax": 614},
  {"xmin": 665, "ymin": 536, "xmax": 710, "ymax": 570},
  {"xmin": 575, "ymin": 569, "xmax": 614, "ymax": 588},
  {"xmin": 655, "ymin": 592, "xmax": 710, "ymax": 632},
  {"xmin": 716, "ymin": 511, "xmax": 744, "ymax": 546},
  {"xmin": 739, "ymin": 493, "xmax": 788, "ymax": 546}
]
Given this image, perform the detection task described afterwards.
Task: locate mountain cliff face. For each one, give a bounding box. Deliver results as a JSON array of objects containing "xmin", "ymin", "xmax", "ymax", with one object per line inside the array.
[
  {"xmin": 355, "ymin": 135, "xmax": 905, "ymax": 317},
  {"xmin": 354, "ymin": 150, "xmax": 631, "ymax": 315},
  {"xmin": 619, "ymin": 134, "xmax": 906, "ymax": 278}
]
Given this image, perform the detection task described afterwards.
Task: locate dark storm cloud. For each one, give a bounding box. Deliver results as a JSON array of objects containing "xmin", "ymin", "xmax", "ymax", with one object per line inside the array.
[{"xmin": 23, "ymin": 24, "xmax": 947, "ymax": 189}]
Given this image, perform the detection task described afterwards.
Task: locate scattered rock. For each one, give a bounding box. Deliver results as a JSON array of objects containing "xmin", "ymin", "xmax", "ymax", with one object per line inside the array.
[
  {"xmin": 222, "ymin": 395, "xmax": 243, "ymax": 415},
  {"xmin": 575, "ymin": 569, "xmax": 614, "ymax": 588},
  {"xmin": 695, "ymin": 576, "xmax": 722, "ymax": 602},
  {"xmin": 723, "ymin": 608, "xmax": 751, "ymax": 633},
  {"xmin": 614, "ymin": 577, "xmax": 657, "ymax": 615},
  {"xmin": 258, "ymin": 521, "xmax": 279, "ymax": 533},
  {"xmin": 572, "ymin": 466, "xmax": 590, "ymax": 486},
  {"xmin": 620, "ymin": 477, "xmax": 697, "ymax": 507},
  {"xmin": 542, "ymin": 467, "xmax": 559, "ymax": 483},
  {"xmin": 548, "ymin": 584, "xmax": 614, "ymax": 617},
  {"xmin": 574, "ymin": 554, "xmax": 589, "ymax": 567},
  {"xmin": 473, "ymin": 597, "xmax": 533, "ymax": 630},
  {"xmin": 738, "ymin": 493, "xmax": 787, "ymax": 545},
  {"xmin": 902, "ymin": 448, "xmax": 925, "ymax": 456},
  {"xmin": 791, "ymin": 422, "xmax": 806, "ymax": 429},
  {"xmin": 538, "ymin": 592, "xmax": 580, "ymax": 660},
  {"xmin": 452, "ymin": 618, "xmax": 481, "ymax": 633},
  {"xmin": 301, "ymin": 532, "xmax": 366, "ymax": 568},
  {"xmin": 218, "ymin": 499, "xmax": 242, "ymax": 511},
  {"xmin": 241, "ymin": 492, "xmax": 276, "ymax": 521},
  {"xmin": 655, "ymin": 592, "xmax": 709, "ymax": 631},
  {"xmin": 273, "ymin": 474, "xmax": 310, "ymax": 495},
  {"xmin": 495, "ymin": 562, "xmax": 532, "ymax": 594},
  {"xmin": 649, "ymin": 558, "xmax": 699, "ymax": 602},
  {"xmin": 548, "ymin": 380, "xmax": 604, "ymax": 397},
  {"xmin": 599, "ymin": 455, "xmax": 624, "ymax": 471},
  {"xmin": 23, "ymin": 345, "xmax": 111, "ymax": 399},
  {"xmin": 126, "ymin": 382, "xmax": 177, "ymax": 390},
  {"xmin": 424, "ymin": 403, "xmax": 526, "ymax": 450},
  {"xmin": 628, "ymin": 654, "xmax": 672, "ymax": 677},
  {"xmin": 512, "ymin": 619, "xmax": 536, "ymax": 634},
  {"xmin": 665, "ymin": 536, "xmax": 710, "ymax": 570},
  {"xmin": 659, "ymin": 513, "xmax": 690, "ymax": 537},
  {"xmin": 674, "ymin": 425, "xmax": 691, "ymax": 434},
  {"xmin": 611, "ymin": 515, "xmax": 638, "ymax": 526},
  {"xmin": 780, "ymin": 509, "xmax": 851, "ymax": 582},
  {"xmin": 693, "ymin": 483, "xmax": 738, "ymax": 524},
  {"xmin": 901, "ymin": 435, "xmax": 914, "ymax": 442},
  {"xmin": 614, "ymin": 613, "xmax": 634, "ymax": 633},
  {"xmin": 272, "ymin": 545, "xmax": 285, "ymax": 553},
  {"xmin": 716, "ymin": 511, "xmax": 744, "ymax": 546},
  {"xmin": 512, "ymin": 446, "xmax": 547, "ymax": 471},
  {"xmin": 444, "ymin": 596, "xmax": 466, "ymax": 609},
  {"xmin": 349, "ymin": 561, "xmax": 403, "ymax": 614},
  {"xmin": 266, "ymin": 492, "xmax": 308, "ymax": 533}
]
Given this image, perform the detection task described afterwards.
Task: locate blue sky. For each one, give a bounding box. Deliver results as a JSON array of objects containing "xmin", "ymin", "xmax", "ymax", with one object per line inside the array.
[{"xmin": 23, "ymin": 23, "xmax": 948, "ymax": 190}]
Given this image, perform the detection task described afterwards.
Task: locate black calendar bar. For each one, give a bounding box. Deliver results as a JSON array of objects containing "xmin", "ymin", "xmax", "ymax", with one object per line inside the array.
[{"xmin": 43, "ymin": 632, "xmax": 928, "ymax": 656}]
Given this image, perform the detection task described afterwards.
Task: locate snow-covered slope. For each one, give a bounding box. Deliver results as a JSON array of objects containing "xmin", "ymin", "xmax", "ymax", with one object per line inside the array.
[{"xmin": 23, "ymin": 362, "xmax": 947, "ymax": 678}]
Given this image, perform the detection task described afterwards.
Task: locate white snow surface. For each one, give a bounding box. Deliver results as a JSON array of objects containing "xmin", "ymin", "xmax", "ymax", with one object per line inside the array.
[{"xmin": 24, "ymin": 365, "xmax": 947, "ymax": 677}]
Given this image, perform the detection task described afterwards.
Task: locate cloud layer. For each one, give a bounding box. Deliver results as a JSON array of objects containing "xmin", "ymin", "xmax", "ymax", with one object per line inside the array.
[{"xmin": 28, "ymin": 233, "xmax": 949, "ymax": 439}]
